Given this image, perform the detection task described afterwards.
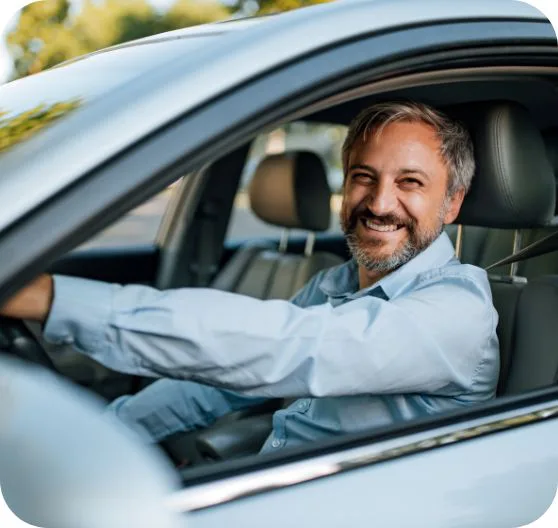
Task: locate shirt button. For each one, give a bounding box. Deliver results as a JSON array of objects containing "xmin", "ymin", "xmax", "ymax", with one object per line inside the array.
[{"xmin": 271, "ymin": 439, "xmax": 281, "ymax": 448}]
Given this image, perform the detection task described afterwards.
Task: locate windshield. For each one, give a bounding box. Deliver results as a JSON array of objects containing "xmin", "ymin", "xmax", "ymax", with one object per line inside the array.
[{"xmin": 0, "ymin": 35, "xmax": 218, "ymax": 154}]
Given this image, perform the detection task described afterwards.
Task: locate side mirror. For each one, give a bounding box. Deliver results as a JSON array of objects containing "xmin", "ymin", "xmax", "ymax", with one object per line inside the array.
[{"xmin": 0, "ymin": 357, "xmax": 185, "ymax": 528}]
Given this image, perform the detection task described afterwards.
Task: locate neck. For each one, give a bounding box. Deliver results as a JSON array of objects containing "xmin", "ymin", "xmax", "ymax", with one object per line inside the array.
[{"xmin": 358, "ymin": 266, "xmax": 389, "ymax": 290}]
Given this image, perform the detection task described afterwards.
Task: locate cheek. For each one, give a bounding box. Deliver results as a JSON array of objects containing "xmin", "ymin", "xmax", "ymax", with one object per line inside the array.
[
  {"xmin": 341, "ymin": 190, "xmax": 359, "ymax": 215},
  {"xmin": 400, "ymin": 194, "xmax": 443, "ymax": 226},
  {"xmin": 343, "ymin": 185, "xmax": 369, "ymax": 209},
  {"xmin": 399, "ymin": 193, "xmax": 426, "ymax": 215}
]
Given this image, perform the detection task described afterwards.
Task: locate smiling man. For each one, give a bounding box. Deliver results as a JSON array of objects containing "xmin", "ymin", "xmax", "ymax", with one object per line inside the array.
[
  {"xmin": 1, "ymin": 102, "xmax": 499, "ymax": 452},
  {"xmin": 341, "ymin": 108, "xmax": 465, "ymax": 289}
]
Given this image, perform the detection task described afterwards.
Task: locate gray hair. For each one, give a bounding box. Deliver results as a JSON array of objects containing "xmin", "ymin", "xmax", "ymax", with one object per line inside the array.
[{"xmin": 342, "ymin": 101, "xmax": 475, "ymax": 196}]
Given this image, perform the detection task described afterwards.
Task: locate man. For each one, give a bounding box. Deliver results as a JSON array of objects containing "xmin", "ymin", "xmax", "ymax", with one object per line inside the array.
[{"xmin": 1, "ymin": 101, "xmax": 499, "ymax": 454}]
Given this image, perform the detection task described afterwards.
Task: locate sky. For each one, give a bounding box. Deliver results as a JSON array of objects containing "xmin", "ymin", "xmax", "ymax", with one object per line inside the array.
[{"xmin": 0, "ymin": 0, "xmax": 177, "ymax": 82}]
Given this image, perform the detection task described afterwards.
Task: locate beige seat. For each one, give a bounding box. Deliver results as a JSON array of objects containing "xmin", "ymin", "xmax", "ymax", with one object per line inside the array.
[{"xmin": 211, "ymin": 151, "xmax": 344, "ymax": 299}]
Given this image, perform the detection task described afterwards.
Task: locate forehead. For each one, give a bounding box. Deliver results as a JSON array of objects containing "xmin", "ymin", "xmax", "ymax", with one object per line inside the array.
[{"xmin": 354, "ymin": 120, "xmax": 441, "ymax": 155}]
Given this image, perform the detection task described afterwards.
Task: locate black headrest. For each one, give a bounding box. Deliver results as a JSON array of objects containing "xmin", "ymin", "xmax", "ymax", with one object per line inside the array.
[
  {"xmin": 543, "ymin": 129, "xmax": 558, "ymax": 215},
  {"xmin": 455, "ymin": 102, "xmax": 556, "ymax": 228},
  {"xmin": 544, "ymin": 130, "xmax": 558, "ymax": 177},
  {"xmin": 249, "ymin": 151, "xmax": 331, "ymax": 232}
]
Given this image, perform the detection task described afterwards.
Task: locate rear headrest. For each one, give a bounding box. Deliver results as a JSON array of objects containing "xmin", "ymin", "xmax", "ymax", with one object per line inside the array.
[
  {"xmin": 455, "ymin": 102, "xmax": 556, "ymax": 228},
  {"xmin": 249, "ymin": 151, "xmax": 331, "ymax": 232}
]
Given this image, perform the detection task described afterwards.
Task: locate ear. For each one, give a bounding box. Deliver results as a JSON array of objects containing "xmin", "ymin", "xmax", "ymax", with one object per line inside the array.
[{"xmin": 443, "ymin": 188, "xmax": 466, "ymax": 225}]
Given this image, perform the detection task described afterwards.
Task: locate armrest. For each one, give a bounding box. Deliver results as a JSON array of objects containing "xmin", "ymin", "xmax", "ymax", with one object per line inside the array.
[{"xmin": 196, "ymin": 413, "xmax": 274, "ymax": 461}]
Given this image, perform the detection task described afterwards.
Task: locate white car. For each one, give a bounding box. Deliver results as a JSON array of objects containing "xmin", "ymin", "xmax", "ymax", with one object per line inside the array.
[{"xmin": 1, "ymin": 1, "xmax": 558, "ymax": 526}]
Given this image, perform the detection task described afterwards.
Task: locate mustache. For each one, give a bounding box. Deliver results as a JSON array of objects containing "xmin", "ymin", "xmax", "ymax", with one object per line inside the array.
[{"xmin": 344, "ymin": 202, "xmax": 414, "ymax": 232}]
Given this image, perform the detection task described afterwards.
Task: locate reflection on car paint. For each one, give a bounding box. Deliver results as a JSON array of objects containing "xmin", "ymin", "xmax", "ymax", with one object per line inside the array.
[{"xmin": 0, "ymin": 99, "xmax": 82, "ymax": 154}]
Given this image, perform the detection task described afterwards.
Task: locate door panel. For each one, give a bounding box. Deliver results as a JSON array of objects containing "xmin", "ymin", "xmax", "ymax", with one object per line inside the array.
[{"xmin": 184, "ymin": 410, "xmax": 558, "ymax": 528}]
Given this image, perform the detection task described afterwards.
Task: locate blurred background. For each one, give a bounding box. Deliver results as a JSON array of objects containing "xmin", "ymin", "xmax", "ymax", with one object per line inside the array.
[
  {"xmin": 0, "ymin": 0, "xmax": 345, "ymax": 247},
  {"xmin": 0, "ymin": 0, "xmax": 333, "ymax": 82}
]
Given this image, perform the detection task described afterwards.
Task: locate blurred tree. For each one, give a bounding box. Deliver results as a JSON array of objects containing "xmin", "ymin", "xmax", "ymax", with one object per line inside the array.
[
  {"xmin": 6, "ymin": 0, "xmax": 229, "ymax": 79},
  {"xmin": 7, "ymin": 0, "xmax": 85, "ymax": 78},
  {"xmin": 235, "ymin": 0, "xmax": 330, "ymax": 15},
  {"xmin": 6, "ymin": 0, "xmax": 332, "ymax": 80},
  {"xmin": 163, "ymin": 0, "xmax": 229, "ymax": 30}
]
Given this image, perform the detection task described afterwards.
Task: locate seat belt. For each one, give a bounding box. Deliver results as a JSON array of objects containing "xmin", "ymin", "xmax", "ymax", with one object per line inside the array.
[{"xmin": 485, "ymin": 229, "xmax": 558, "ymax": 271}]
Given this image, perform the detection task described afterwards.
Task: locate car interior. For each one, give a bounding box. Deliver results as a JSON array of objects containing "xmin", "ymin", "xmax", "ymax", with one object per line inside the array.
[{"xmin": 12, "ymin": 71, "xmax": 558, "ymax": 473}]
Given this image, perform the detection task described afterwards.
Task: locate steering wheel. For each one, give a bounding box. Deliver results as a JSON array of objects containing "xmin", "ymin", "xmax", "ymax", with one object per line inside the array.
[{"xmin": 0, "ymin": 316, "xmax": 58, "ymax": 371}]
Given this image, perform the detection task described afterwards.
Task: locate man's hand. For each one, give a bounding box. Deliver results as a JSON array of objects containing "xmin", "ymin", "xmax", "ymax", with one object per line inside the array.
[{"xmin": 0, "ymin": 274, "xmax": 54, "ymax": 323}]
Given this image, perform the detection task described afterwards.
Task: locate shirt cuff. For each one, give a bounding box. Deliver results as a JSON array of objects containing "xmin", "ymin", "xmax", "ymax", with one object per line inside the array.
[{"xmin": 43, "ymin": 275, "xmax": 117, "ymax": 354}]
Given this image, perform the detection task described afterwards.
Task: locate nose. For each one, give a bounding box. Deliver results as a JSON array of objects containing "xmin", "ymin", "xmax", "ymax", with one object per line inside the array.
[{"xmin": 367, "ymin": 179, "xmax": 398, "ymax": 216}]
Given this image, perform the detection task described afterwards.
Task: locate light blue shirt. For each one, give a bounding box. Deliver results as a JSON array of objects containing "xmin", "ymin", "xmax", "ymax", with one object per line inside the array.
[{"xmin": 44, "ymin": 232, "xmax": 499, "ymax": 452}]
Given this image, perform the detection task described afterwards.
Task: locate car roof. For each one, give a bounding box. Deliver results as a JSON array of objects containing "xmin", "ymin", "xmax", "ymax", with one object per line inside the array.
[
  {"xmin": 54, "ymin": 15, "xmax": 266, "ymax": 68},
  {"xmin": 0, "ymin": 0, "xmax": 548, "ymax": 233}
]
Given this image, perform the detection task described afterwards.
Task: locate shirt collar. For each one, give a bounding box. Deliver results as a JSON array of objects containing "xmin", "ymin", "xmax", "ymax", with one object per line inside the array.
[{"xmin": 319, "ymin": 231, "xmax": 456, "ymax": 301}]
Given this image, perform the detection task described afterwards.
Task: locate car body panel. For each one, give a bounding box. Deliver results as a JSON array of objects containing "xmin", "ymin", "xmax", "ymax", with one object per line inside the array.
[{"xmin": 181, "ymin": 399, "xmax": 558, "ymax": 527}]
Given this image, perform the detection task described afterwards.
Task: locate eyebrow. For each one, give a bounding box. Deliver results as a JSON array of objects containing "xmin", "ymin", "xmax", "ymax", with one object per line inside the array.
[
  {"xmin": 348, "ymin": 164, "xmax": 430, "ymax": 181},
  {"xmin": 348, "ymin": 163, "xmax": 376, "ymax": 173},
  {"xmin": 399, "ymin": 167, "xmax": 431, "ymax": 181}
]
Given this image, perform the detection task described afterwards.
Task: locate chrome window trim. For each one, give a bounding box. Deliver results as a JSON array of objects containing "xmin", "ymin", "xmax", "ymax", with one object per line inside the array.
[{"xmin": 167, "ymin": 398, "xmax": 558, "ymax": 513}]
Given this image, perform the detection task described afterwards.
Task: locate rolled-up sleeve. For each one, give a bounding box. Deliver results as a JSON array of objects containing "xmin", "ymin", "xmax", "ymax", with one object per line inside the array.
[{"xmin": 44, "ymin": 273, "xmax": 498, "ymax": 399}]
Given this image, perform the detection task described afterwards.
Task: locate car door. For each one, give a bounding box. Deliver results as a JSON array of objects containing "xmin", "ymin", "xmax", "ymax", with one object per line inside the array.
[
  {"xmin": 177, "ymin": 394, "xmax": 558, "ymax": 528},
  {"xmin": 0, "ymin": 3, "xmax": 557, "ymax": 527}
]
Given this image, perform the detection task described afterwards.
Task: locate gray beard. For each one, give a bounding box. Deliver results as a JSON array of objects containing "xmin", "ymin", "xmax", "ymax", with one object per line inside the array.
[
  {"xmin": 344, "ymin": 232, "xmax": 424, "ymax": 272},
  {"xmin": 342, "ymin": 199, "xmax": 450, "ymax": 273}
]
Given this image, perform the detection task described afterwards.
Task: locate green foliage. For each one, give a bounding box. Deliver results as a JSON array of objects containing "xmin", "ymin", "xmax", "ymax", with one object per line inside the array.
[
  {"xmin": 251, "ymin": 0, "xmax": 331, "ymax": 14},
  {"xmin": 6, "ymin": 0, "xmax": 333, "ymax": 80},
  {"xmin": 7, "ymin": 1, "xmax": 85, "ymax": 77},
  {"xmin": 6, "ymin": 0, "xmax": 229, "ymax": 79},
  {"xmin": 0, "ymin": 99, "xmax": 82, "ymax": 153},
  {"xmin": 163, "ymin": 0, "xmax": 230, "ymax": 30}
]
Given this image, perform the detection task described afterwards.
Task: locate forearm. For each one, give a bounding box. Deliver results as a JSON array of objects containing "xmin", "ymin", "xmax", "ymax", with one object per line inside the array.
[{"xmin": 0, "ymin": 274, "xmax": 54, "ymax": 322}]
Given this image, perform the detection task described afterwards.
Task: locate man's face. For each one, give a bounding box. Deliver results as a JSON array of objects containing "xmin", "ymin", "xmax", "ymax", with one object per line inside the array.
[{"xmin": 341, "ymin": 120, "xmax": 464, "ymax": 273}]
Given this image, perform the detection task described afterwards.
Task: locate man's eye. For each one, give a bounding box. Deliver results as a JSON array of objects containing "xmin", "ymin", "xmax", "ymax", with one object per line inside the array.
[
  {"xmin": 353, "ymin": 173, "xmax": 373, "ymax": 183},
  {"xmin": 400, "ymin": 178, "xmax": 422, "ymax": 187}
]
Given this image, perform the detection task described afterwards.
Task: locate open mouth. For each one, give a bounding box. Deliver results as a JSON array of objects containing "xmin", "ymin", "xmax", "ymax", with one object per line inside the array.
[{"xmin": 361, "ymin": 218, "xmax": 404, "ymax": 233}]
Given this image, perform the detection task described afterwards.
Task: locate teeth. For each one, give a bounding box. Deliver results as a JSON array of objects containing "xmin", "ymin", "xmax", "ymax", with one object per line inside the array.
[{"xmin": 364, "ymin": 220, "xmax": 399, "ymax": 232}]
